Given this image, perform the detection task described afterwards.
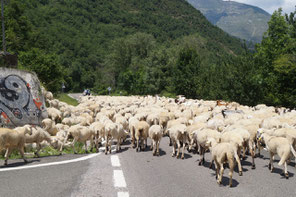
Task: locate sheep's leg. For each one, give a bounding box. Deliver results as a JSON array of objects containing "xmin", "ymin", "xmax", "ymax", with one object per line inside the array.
[
  {"xmin": 35, "ymin": 142, "xmax": 41, "ymax": 158},
  {"xmin": 242, "ymin": 144, "xmax": 247, "ymax": 160},
  {"xmin": 219, "ymin": 164, "xmax": 224, "ymax": 185},
  {"xmin": 150, "ymin": 139, "xmax": 153, "ymax": 151},
  {"xmin": 116, "ymin": 137, "xmax": 120, "ymax": 152},
  {"xmin": 72, "ymin": 138, "xmax": 77, "ymax": 154},
  {"xmin": 249, "ymin": 141, "xmax": 256, "ymax": 169},
  {"xmin": 284, "ymin": 161, "xmax": 289, "ymax": 179},
  {"xmin": 269, "ymin": 152, "xmax": 274, "ymax": 172},
  {"xmin": 169, "ymin": 137, "xmax": 172, "ymax": 146},
  {"xmin": 95, "ymin": 133, "xmax": 99, "ymax": 152},
  {"xmin": 215, "ymin": 160, "xmax": 220, "ymax": 181},
  {"xmin": 152, "ymin": 140, "xmax": 156, "ymax": 156},
  {"xmin": 172, "ymin": 141, "xmax": 176, "ymax": 157},
  {"xmin": 199, "ymin": 147, "xmax": 205, "ymax": 165},
  {"xmin": 176, "ymin": 140, "xmax": 181, "ymax": 159},
  {"xmin": 209, "ymin": 158, "xmax": 214, "ymax": 169},
  {"xmin": 105, "ymin": 136, "xmax": 109, "ymax": 155},
  {"xmin": 144, "ymin": 138, "xmax": 147, "ymax": 149},
  {"xmin": 181, "ymin": 137, "xmax": 185, "ymax": 159},
  {"xmin": 229, "ymin": 165, "xmax": 234, "ymax": 187},
  {"xmin": 19, "ymin": 147, "xmax": 28, "ymax": 163},
  {"xmin": 136, "ymin": 137, "xmax": 140, "ymax": 152},
  {"xmin": 84, "ymin": 141, "xmax": 88, "ymax": 153},
  {"xmin": 109, "ymin": 138, "xmax": 112, "ymax": 154},
  {"xmin": 156, "ymin": 140, "xmax": 160, "ymax": 156},
  {"xmin": 234, "ymin": 152, "xmax": 243, "ymax": 176},
  {"xmin": 141, "ymin": 137, "xmax": 145, "ymax": 151},
  {"xmin": 4, "ymin": 148, "xmax": 12, "ymax": 166}
]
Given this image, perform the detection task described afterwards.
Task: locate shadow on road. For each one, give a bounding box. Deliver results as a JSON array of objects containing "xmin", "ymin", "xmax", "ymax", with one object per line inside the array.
[{"xmin": 0, "ymin": 159, "xmax": 40, "ymax": 168}]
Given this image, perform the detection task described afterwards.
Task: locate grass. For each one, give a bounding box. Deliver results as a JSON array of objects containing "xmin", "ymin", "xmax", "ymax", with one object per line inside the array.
[
  {"xmin": 55, "ymin": 93, "xmax": 79, "ymax": 106},
  {"xmin": 0, "ymin": 142, "xmax": 98, "ymax": 160}
]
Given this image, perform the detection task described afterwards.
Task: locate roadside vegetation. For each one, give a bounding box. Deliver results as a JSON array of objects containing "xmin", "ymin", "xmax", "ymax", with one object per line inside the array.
[
  {"xmin": 0, "ymin": 142, "xmax": 97, "ymax": 160},
  {"xmin": 55, "ymin": 94, "xmax": 79, "ymax": 106}
]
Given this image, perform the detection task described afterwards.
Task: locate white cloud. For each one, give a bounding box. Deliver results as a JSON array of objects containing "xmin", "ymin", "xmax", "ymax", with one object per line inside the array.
[{"xmin": 233, "ymin": 0, "xmax": 296, "ymax": 14}]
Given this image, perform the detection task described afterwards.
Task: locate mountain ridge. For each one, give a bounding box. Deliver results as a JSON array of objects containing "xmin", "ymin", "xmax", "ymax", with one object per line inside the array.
[{"xmin": 187, "ymin": 0, "xmax": 271, "ymax": 43}]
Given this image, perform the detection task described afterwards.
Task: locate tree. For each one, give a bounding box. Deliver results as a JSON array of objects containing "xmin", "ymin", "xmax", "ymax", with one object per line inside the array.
[
  {"xmin": 19, "ymin": 48, "xmax": 64, "ymax": 93},
  {"xmin": 0, "ymin": 0, "xmax": 32, "ymax": 53},
  {"xmin": 255, "ymin": 8, "xmax": 296, "ymax": 107},
  {"xmin": 173, "ymin": 47, "xmax": 200, "ymax": 98}
]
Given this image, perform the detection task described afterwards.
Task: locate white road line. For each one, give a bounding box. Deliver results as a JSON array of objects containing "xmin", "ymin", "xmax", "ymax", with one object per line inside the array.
[
  {"xmin": 118, "ymin": 192, "xmax": 129, "ymax": 197},
  {"xmin": 0, "ymin": 153, "xmax": 100, "ymax": 172},
  {"xmin": 113, "ymin": 170, "xmax": 127, "ymax": 188},
  {"xmin": 111, "ymin": 155, "xmax": 121, "ymax": 167}
]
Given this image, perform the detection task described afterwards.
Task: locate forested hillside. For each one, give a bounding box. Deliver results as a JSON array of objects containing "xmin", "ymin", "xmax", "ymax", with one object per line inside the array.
[{"xmin": 1, "ymin": 1, "xmax": 296, "ymax": 108}]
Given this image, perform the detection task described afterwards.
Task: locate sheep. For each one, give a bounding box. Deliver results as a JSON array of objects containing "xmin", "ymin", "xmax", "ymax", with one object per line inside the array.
[
  {"xmin": 25, "ymin": 126, "xmax": 55, "ymax": 157},
  {"xmin": 187, "ymin": 123, "xmax": 207, "ymax": 153},
  {"xmin": 223, "ymin": 126, "xmax": 256, "ymax": 169},
  {"xmin": 104, "ymin": 121, "xmax": 117, "ymax": 154},
  {"xmin": 206, "ymin": 138, "xmax": 243, "ymax": 187},
  {"xmin": 257, "ymin": 131, "xmax": 296, "ymax": 178},
  {"xmin": 194, "ymin": 128, "xmax": 221, "ymax": 165},
  {"xmin": 129, "ymin": 117, "xmax": 139, "ymax": 148},
  {"xmin": 110, "ymin": 123, "xmax": 129, "ymax": 152},
  {"xmin": 89, "ymin": 122, "xmax": 105, "ymax": 150},
  {"xmin": 146, "ymin": 113, "xmax": 160, "ymax": 126},
  {"xmin": 167, "ymin": 124, "xmax": 188, "ymax": 159},
  {"xmin": 42, "ymin": 118, "xmax": 59, "ymax": 136},
  {"xmin": 148, "ymin": 125, "xmax": 163, "ymax": 156},
  {"xmin": 135, "ymin": 121, "xmax": 150, "ymax": 152},
  {"xmin": 64, "ymin": 125, "xmax": 96, "ymax": 154},
  {"xmin": 47, "ymin": 107, "xmax": 62, "ymax": 123},
  {"xmin": 0, "ymin": 125, "xmax": 32, "ymax": 165}
]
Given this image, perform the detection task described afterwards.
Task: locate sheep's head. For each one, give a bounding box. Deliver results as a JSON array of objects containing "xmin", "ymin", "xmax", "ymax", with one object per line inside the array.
[
  {"xmin": 24, "ymin": 125, "xmax": 33, "ymax": 135},
  {"xmin": 205, "ymin": 137, "xmax": 217, "ymax": 148},
  {"xmin": 256, "ymin": 129, "xmax": 266, "ymax": 148}
]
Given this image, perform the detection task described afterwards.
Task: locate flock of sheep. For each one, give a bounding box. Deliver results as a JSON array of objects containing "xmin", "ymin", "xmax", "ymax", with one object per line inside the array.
[{"xmin": 1, "ymin": 92, "xmax": 296, "ymax": 187}]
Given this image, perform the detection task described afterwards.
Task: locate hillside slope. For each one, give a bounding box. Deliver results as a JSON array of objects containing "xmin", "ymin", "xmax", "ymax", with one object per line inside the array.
[
  {"xmin": 0, "ymin": 0, "xmax": 248, "ymax": 93},
  {"xmin": 187, "ymin": 0, "xmax": 271, "ymax": 43}
]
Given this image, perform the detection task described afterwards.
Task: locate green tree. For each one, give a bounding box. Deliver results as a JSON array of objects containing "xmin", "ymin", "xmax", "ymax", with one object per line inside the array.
[
  {"xmin": 173, "ymin": 47, "xmax": 201, "ymax": 98},
  {"xmin": 19, "ymin": 48, "xmax": 64, "ymax": 93},
  {"xmin": 0, "ymin": 0, "xmax": 32, "ymax": 53}
]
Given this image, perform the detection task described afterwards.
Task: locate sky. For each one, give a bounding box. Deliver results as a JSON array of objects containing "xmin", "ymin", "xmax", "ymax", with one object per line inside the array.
[{"xmin": 233, "ymin": 0, "xmax": 296, "ymax": 14}]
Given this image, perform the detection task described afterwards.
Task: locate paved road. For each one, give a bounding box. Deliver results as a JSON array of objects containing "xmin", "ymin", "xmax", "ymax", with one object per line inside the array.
[
  {"xmin": 1, "ymin": 94, "xmax": 295, "ymax": 196},
  {"xmin": 0, "ymin": 137, "xmax": 295, "ymax": 197}
]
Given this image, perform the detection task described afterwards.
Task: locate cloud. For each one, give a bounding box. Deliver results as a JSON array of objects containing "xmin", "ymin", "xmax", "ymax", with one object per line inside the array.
[{"xmin": 233, "ymin": 0, "xmax": 295, "ymax": 14}]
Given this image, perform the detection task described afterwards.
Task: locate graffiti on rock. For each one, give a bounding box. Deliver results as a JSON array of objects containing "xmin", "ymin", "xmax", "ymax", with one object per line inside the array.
[{"xmin": 0, "ymin": 74, "xmax": 46, "ymax": 127}]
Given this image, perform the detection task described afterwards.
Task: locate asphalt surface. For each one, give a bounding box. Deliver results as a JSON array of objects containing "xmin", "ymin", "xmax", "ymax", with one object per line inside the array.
[
  {"xmin": 0, "ymin": 137, "xmax": 295, "ymax": 197},
  {"xmin": 1, "ymin": 94, "xmax": 295, "ymax": 196}
]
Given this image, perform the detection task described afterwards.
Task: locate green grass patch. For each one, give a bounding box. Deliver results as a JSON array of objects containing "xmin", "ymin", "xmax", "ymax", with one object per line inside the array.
[
  {"xmin": 55, "ymin": 93, "xmax": 79, "ymax": 106},
  {"xmin": 0, "ymin": 142, "xmax": 97, "ymax": 160}
]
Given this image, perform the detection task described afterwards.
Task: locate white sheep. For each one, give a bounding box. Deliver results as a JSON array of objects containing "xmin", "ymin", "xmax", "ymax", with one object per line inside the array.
[
  {"xmin": 149, "ymin": 125, "xmax": 163, "ymax": 156},
  {"xmin": 0, "ymin": 126, "xmax": 32, "ymax": 165},
  {"xmin": 135, "ymin": 121, "xmax": 150, "ymax": 152},
  {"xmin": 257, "ymin": 131, "xmax": 296, "ymax": 178},
  {"xmin": 194, "ymin": 128, "xmax": 221, "ymax": 165},
  {"xmin": 25, "ymin": 126, "xmax": 55, "ymax": 157},
  {"xmin": 64, "ymin": 125, "xmax": 96, "ymax": 154},
  {"xmin": 167, "ymin": 124, "xmax": 188, "ymax": 159},
  {"xmin": 42, "ymin": 118, "xmax": 59, "ymax": 136},
  {"xmin": 206, "ymin": 138, "xmax": 243, "ymax": 187}
]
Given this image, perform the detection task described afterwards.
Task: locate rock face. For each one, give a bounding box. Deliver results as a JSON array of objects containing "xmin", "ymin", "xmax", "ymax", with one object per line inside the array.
[
  {"xmin": 187, "ymin": 0, "xmax": 271, "ymax": 43},
  {"xmin": 0, "ymin": 68, "xmax": 48, "ymax": 128}
]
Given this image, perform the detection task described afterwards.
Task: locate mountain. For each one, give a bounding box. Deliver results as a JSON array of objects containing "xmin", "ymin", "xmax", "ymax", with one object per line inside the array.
[
  {"xmin": 2, "ymin": 0, "xmax": 246, "ymax": 94},
  {"xmin": 187, "ymin": 0, "xmax": 271, "ymax": 43}
]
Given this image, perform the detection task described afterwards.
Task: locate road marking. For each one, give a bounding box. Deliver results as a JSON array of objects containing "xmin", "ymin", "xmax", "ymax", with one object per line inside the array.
[
  {"xmin": 113, "ymin": 170, "xmax": 127, "ymax": 188},
  {"xmin": 111, "ymin": 155, "xmax": 121, "ymax": 167},
  {"xmin": 0, "ymin": 153, "xmax": 100, "ymax": 172},
  {"xmin": 118, "ymin": 192, "xmax": 129, "ymax": 197}
]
